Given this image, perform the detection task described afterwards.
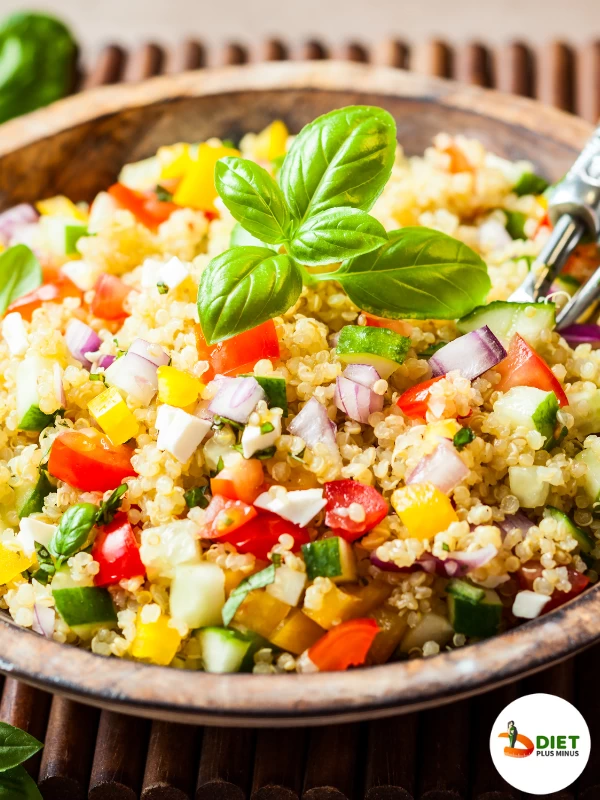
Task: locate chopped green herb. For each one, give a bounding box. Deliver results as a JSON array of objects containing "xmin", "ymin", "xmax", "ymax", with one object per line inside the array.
[
  {"xmin": 453, "ymin": 427, "xmax": 475, "ymax": 450},
  {"xmin": 213, "ymin": 415, "xmax": 244, "ymax": 431},
  {"xmin": 184, "ymin": 485, "xmax": 210, "ymax": 509},
  {"xmin": 260, "ymin": 422, "xmax": 275, "ymax": 434},
  {"xmin": 271, "ymin": 553, "xmax": 283, "ymax": 567},
  {"xmin": 222, "ymin": 563, "xmax": 276, "ymax": 625},
  {"xmin": 29, "ymin": 542, "xmax": 55, "ymax": 585},
  {"xmin": 442, "ymin": 543, "xmax": 450, "ymax": 552},
  {"xmin": 290, "ymin": 447, "xmax": 306, "ymax": 464},
  {"xmin": 95, "ymin": 483, "xmax": 128, "ymax": 527},
  {"xmin": 155, "ymin": 184, "xmax": 174, "ymax": 202},
  {"xmin": 89, "ymin": 373, "xmax": 105, "ymax": 382},
  {"xmin": 254, "ymin": 446, "xmax": 277, "ymax": 460},
  {"xmin": 156, "ymin": 281, "xmax": 168, "ymax": 295}
]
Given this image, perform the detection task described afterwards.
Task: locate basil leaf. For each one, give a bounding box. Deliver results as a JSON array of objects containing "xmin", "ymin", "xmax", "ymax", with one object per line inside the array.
[
  {"xmin": 329, "ymin": 227, "xmax": 491, "ymax": 320},
  {"xmin": 95, "ymin": 483, "xmax": 128, "ymax": 527},
  {"xmin": 0, "ymin": 722, "xmax": 43, "ymax": 772},
  {"xmin": 280, "ymin": 105, "xmax": 396, "ymax": 224},
  {"xmin": 216, "ymin": 157, "xmax": 290, "ymax": 244},
  {"xmin": 289, "ymin": 207, "xmax": 387, "ymax": 266},
  {"xmin": 230, "ymin": 222, "xmax": 277, "ymax": 251},
  {"xmin": 49, "ymin": 502, "xmax": 98, "ymax": 564},
  {"xmin": 0, "ymin": 766, "xmax": 42, "ymax": 799},
  {"xmin": 28, "ymin": 542, "xmax": 55, "ymax": 585},
  {"xmin": 198, "ymin": 246, "xmax": 302, "ymax": 344},
  {"xmin": 0, "ymin": 245, "xmax": 42, "ymax": 316},
  {"xmin": 222, "ymin": 563, "xmax": 276, "ymax": 626},
  {"xmin": 184, "ymin": 485, "xmax": 210, "ymax": 509}
]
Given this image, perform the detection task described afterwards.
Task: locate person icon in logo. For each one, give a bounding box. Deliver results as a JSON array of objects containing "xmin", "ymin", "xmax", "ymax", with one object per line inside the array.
[{"xmin": 508, "ymin": 720, "xmax": 518, "ymax": 749}]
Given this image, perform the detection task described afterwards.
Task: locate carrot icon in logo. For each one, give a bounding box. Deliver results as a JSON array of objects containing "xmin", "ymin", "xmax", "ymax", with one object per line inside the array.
[{"xmin": 499, "ymin": 721, "xmax": 535, "ymax": 758}]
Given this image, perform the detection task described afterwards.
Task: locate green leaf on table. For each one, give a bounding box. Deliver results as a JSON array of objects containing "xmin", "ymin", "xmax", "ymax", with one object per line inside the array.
[
  {"xmin": 280, "ymin": 105, "xmax": 397, "ymax": 223},
  {"xmin": 0, "ymin": 722, "xmax": 43, "ymax": 773},
  {"xmin": 222, "ymin": 563, "xmax": 276, "ymax": 626},
  {"xmin": 327, "ymin": 227, "xmax": 491, "ymax": 320},
  {"xmin": 49, "ymin": 502, "xmax": 98, "ymax": 565},
  {"xmin": 197, "ymin": 246, "xmax": 302, "ymax": 344},
  {"xmin": 0, "ymin": 765, "xmax": 42, "ymax": 799},
  {"xmin": 215, "ymin": 157, "xmax": 291, "ymax": 244},
  {"xmin": 0, "ymin": 245, "xmax": 42, "ymax": 316},
  {"xmin": 289, "ymin": 207, "xmax": 387, "ymax": 266}
]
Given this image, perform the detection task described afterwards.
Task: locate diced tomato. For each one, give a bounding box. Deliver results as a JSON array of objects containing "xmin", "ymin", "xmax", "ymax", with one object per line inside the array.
[
  {"xmin": 6, "ymin": 275, "xmax": 81, "ymax": 321},
  {"xmin": 219, "ymin": 510, "xmax": 309, "ymax": 561},
  {"xmin": 494, "ymin": 334, "xmax": 568, "ymax": 407},
  {"xmin": 324, "ymin": 480, "xmax": 388, "ymax": 542},
  {"xmin": 307, "ymin": 618, "xmax": 380, "ymax": 671},
  {"xmin": 92, "ymin": 512, "xmax": 145, "ymax": 586},
  {"xmin": 210, "ymin": 459, "xmax": 264, "ymax": 505},
  {"xmin": 533, "ymin": 212, "xmax": 551, "ymax": 238},
  {"xmin": 396, "ymin": 376, "xmax": 445, "ymax": 419},
  {"xmin": 108, "ymin": 183, "xmax": 179, "ymax": 229},
  {"xmin": 48, "ymin": 428, "xmax": 135, "ymax": 492},
  {"xmin": 195, "ymin": 320, "xmax": 280, "ymax": 380},
  {"xmin": 201, "ymin": 495, "xmax": 257, "ymax": 538},
  {"xmin": 91, "ymin": 273, "xmax": 132, "ymax": 320},
  {"xmin": 563, "ymin": 242, "xmax": 600, "ymax": 283},
  {"xmin": 363, "ymin": 314, "xmax": 411, "ymax": 336},
  {"xmin": 517, "ymin": 561, "xmax": 589, "ymax": 613}
]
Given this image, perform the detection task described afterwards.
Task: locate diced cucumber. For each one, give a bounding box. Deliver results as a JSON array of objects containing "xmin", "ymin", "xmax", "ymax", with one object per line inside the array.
[
  {"xmin": 196, "ymin": 626, "xmax": 253, "ymax": 673},
  {"xmin": 566, "ymin": 388, "xmax": 600, "ymax": 437},
  {"xmin": 447, "ymin": 581, "xmax": 502, "ymax": 638},
  {"xmin": 544, "ymin": 506, "xmax": 595, "ymax": 553},
  {"xmin": 242, "ymin": 374, "xmax": 288, "ymax": 416},
  {"xmin": 16, "ymin": 355, "xmax": 61, "ymax": 431},
  {"xmin": 52, "ymin": 587, "xmax": 117, "ymax": 639},
  {"xmin": 575, "ymin": 447, "xmax": 600, "ymax": 502},
  {"xmin": 169, "ymin": 563, "xmax": 225, "ymax": 629},
  {"xmin": 509, "ymin": 465, "xmax": 550, "ymax": 508},
  {"xmin": 239, "ymin": 630, "xmax": 272, "ymax": 672},
  {"xmin": 301, "ymin": 537, "xmax": 357, "ymax": 583},
  {"xmin": 65, "ymin": 224, "xmax": 89, "ymax": 255},
  {"xmin": 457, "ymin": 300, "xmax": 556, "ymax": 348},
  {"xmin": 16, "ymin": 471, "xmax": 53, "ymax": 519},
  {"xmin": 493, "ymin": 386, "xmax": 558, "ymax": 442},
  {"xmin": 398, "ymin": 612, "xmax": 454, "ymax": 654},
  {"xmin": 336, "ymin": 325, "xmax": 410, "ymax": 379}
]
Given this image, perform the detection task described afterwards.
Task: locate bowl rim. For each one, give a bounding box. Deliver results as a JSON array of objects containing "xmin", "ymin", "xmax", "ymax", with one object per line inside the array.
[{"xmin": 0, "ymin": 61, "xmax": 597, "ymax": 725}]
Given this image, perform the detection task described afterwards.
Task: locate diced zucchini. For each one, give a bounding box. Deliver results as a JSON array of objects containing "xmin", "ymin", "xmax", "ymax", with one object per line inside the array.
[
  {"xmin": 16, "ymin": 355, "xmax": 61, "ymax": 431},
  {"xmin": 508, "ymin": 465, "xmax": 550, "ymax": 508},
  {"xmin": 52, "ymin": 587, "xmax": 117, "ymax": 639},
  {"xmin": 544, "ymin": 506, "xmax": 595, "ymax": 554},
  {"xmin": 169, "ymin": 562, "xmax": 225, "ymax": 629},
  {"xmin": 567, "ymin": 388, "xmax": 600, "ymax": 437},
  {"xmin": 575, "ymin": 447, "xmax": 600, "ymax": 502},
  {"xmin": 195, "ymin": 626, "xmax": 253, "ymax": 673},
  {"xmin": 64, "ymin": 224, "xmax": 89, "ymax": 255},
  {"xmin": 447, "ymin": 581, "xmax": 502, "ymax": 638},
  {"xmin": 239, "ymin": 631, "xmax": 272, "ymax": 672},
  {"xmin": 493, "ymin": 386, "xmax": 558, "ymax": 442},
  {"xmin": 251, "ymin": 376, "xmax": 288, "ymax": 416},
  {"xmin": 16, "ymin": 471, "xmax": 53, "ymax": 519},
  {"xmin": 336, "ymin": 325, "xmax": 410, "ymax": 379},
  {"xmin": 301, "ymin": 537, "xmax": 357, "ymax": 583},
  {"xmin": 446, "ymin": 578, "xmax": 485, "ymax": 603},
  {"xmin": 457, "ymin": 300, "xmax": 556, "ymax": 348},
  {"xmin": 398, "ymin": 612, "xmax": 454, "ymax": 654}
]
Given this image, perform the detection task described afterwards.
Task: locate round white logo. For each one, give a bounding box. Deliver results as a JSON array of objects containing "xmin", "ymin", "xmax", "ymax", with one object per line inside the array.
[{"xmin": 489, "ymin": 693, "xmax": 590, "ymax": 794}]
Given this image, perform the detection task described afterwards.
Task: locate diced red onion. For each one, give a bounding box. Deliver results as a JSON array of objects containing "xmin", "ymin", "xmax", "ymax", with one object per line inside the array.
[
  {"xmin": 32, "ymin": 604, "xmax": 55, "ymax": 638},
  {"xmin": 53, "ymin": 363, "xmax": 66, "ymax": 408},
  {"xmin": 0, "ymin": 204, "xmax": 38, "ymax": 246},
  {"xmin": 370, "ymin": 543, "xmax": 497, "ymax": 577},
  {"xmin": 429, "ymin": 326, "xmax": 507, "ymax": 381},
  {"xmin": 65, "ymin": 319, "xmax": 102, "ymax": 370},
  {"xmin": 209, "ymin": 376, "xmax": 266, "ymax": 423},
  {"xmin": 128, "ymin": 338, "xmax": 170, "ymax": 367},
  {"xmin": 406, "ymin": 439, "xmax": 469, "ymax": 493},
  {"xmin": 498, "ymin": 511, "xmax": 534, "ymax": 540},
  {"xmin": 105, "ymin": 352, "xmax": 158, "ymax": 405},
  {"xmin": 97, "ymin": 354, "xmax": 116, "ymax": 369},
  {"xmin": 288, "ymin": 397, "xmax": 338, "ymax": 451},
  {"xmin": 342, "ymin": 363, "xmax": 380, "ymax": 389},
  {"xmin": 560, "ymin": 324, "xmax": 600, "ymax": 350},
  {"xmin": 334, "ymin": 376, "xmax": 383, "ymax": 424}
]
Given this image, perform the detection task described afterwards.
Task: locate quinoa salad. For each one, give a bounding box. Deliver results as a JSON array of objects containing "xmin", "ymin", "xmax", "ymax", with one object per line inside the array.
[{"xmin": 1, "ymin": 105, "xmax": 600, "ymax": 675}]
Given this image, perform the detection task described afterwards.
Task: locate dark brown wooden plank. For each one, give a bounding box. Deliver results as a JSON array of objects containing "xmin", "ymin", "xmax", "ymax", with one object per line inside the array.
[
  {"xmin": 141, "ymin": 720, "xmax": 201, "ymax": 800},
  {"xmin": 469, "ymin": 684, "xmax": 518, "ymax": 800},
  {"xmin": 88, "ymin": 710, "xmax": 150, "ymax": 800},
  {"xmin": 0, "ymin": 679, "xmax": 51, "ymax": 778},
  {"xmin": 364, "ymin": 713, "xmax": 417, "ymax": 800},
  {"xmin": 302, "ymin": 723, "xmax": 361, "ymax": 800},
  {"xmin": 417, "ymin": 699, "xmax": 470, "ymax": 800},
  {"xmin": 455, "ymin": 43, "xmax": 492, "ymax": 87},
  {"xmin": 413, "ymin": 40, "xmax": 453, "ymax": 78},
  {"xmin": 495, "ymin": 41, "xmax": 534, "ymax": 96},
  {"xmin": 37, "ymin": 697, "xmax": 99, "ymax": 800},
  {"xmin": 251, "ymin": 728, "xmax": 308, "ymax": 800},
  {"xmin": 165, "ymin": 40, "xmax": 205, "ymax": 74},
  {"xmin": 197, "ymin": 727, "xmax": 254, "ymax": 800},
  {"xmin": 124, "ymin": 43, "xmax": 165, "ymax": 82},
  {"xmin": 372, "ymin": 39, "xmax": 409, "ymax": 69},
  {"xmin": 535, "ymin": 41, "xmax": 575, "ymax": 112},
  {"xmin": 576, "ymin": 41, "xmax": 600, "ymax": 123},
  {"xmin": 83, "ymin": 45, "xmax": 126, "ymax": 89}
]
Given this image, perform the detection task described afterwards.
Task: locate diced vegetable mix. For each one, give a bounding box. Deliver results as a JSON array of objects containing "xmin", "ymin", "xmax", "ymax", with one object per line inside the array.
[{"xmin": 0, "ymin": 108, "xmax": 599, "ymax": 677}]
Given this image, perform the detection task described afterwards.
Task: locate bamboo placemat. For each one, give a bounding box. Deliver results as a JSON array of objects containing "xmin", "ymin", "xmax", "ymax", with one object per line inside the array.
[{"xmin": 2, "ymin": 36, "xmax": 600, "ymax": 800}]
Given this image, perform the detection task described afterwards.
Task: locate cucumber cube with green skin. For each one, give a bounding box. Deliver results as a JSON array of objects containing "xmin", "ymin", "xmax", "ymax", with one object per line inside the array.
[
  {"xmin": 242, "ymin": 375, "xmax": 288, "ymax": 416},
  {"xmin": 575, "ymin": 448, "xmax": 600, "ymax": 503},
  {"xmin": 457, "ymin": 300, "xmax": 556, "ymax": 348},
  {"xmin": 195, "ymin": 627, "xmax": 253, "ymax": 673},
  {"xmin": 509, "ymin": 466, "xmax": 550, "ymax": 508},
  {"xmin": 64, "ymin": 224, "xmax": 89, "ymax": 255},
  {"xmin": 16, "ymin": 471, "xmax": 53, "ymax": 519},
  {"xmin": 493, "ymin": 386, "xmax": 559, "ymax": 443},
  {"xmin": 566, "ymin": 388, "xmax": 600, "ymax": 437},
  {"xmin": 301, "ymin": 537, "xmax": 357, "ymax": 583},
  {"xmin": 336, "ymin": 325, "xmax": 410, "ymax": 379},
  {"xmin": 544, "ymin": 506, "xmax": 595, "ymax": 554},
  {"xmin": 239, "ymin": 631, "xmax": 272, "ymax": 672},
  {"xmin": 52, "ymin": 587, "xmax": 117, "ymax": 639},
  {"xmin": 447, "ymin": 580, "xmax": 502, "ymax": 638},
  {"xmin": 16, "ymin": 354, "xmax": 62, "ymax": 431}
]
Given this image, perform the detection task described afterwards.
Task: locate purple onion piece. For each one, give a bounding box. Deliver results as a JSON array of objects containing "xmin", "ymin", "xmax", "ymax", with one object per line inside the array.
[
  {"xmin": 342, "ymin": 363, "xmax": 380, "ymax": 390},
  {"xmin": 429, "ymin": 325, "xmax": 507, "ymax": 381},
  {"xmin": 65, "ymin": 319, "xmax": 102, "ymax": 370},
  {"xmin": 105, "ymin": 352, "xmax": 159, "ymax": 405},
  {"xmin": 32, "ymin": 604, "xmax": 55, "ymax": 638},
  {"xmin": 0, "ymin": 204, "xmax": 39, "ymax": 246},
  {"xmin": 209, "ymin": 376, "xmax": 266, "ymax": 424},
  {"xmin": 406, "ymin": 439, "xmax": 469, "ymax": 493},
  {"xmin": 334, "ymin": 376, "xmax": 383, "ymax": 423},
  {"xmin": 288, "ymin": 396, "xmax": 338, "ymax": 451},
  {"xmin": 128, "ymin": 338, "xmax": 170, "ymax": 367},
  {"xmin": 498, "ymin": 511, "xmax": 534, "ymax": 540},
  {"xmin": 370, "ymin": 543, "xmax": 497, "ymax": 578},
  {"xmin": 96, "ymin": 354, "xmax": 116, "ymax": 369},
  {"xmin": 560, "ymin": 324, "xmax": 600, "ymax": 350}
]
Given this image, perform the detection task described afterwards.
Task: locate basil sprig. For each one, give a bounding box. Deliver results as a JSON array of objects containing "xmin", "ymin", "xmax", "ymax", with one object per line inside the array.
[
  {"xmin": 221, "ymin": 563, "xmax": 276, "ymax": 626},
  {"xmin": 0, "ymin": 245, "xmax": 42, "ymax": 316},
  {"xmin": 95, "ymin": 483, "xmax": 128, "ymax": 527},
  {"xmin": 0, "ymin": 722, "xmax": 43, "ymax": 799},
  {"xmin": 49, "ymin": 502, "xmax": 98, "ymax": 565}
]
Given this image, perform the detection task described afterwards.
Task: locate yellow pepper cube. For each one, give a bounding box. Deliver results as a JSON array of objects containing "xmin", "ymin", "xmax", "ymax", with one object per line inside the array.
[
  {"xmin": 233, "ymin": 589, "xmax": 290, "ymax": 639},
  {"xmin": 302, "ymin": 584, "xmax": 363, "ymax": 630},
  {"xmin": 254, "ymin": 120, "xmax": 289, "ymax": 162},
  {"xmin": 0, "ymin": 544, "xmax": 33, "ymax": 585},
  {"xmin": 130, "ymin": 613, "xmax": 182, "ymax": 666},
  {"xmin": 158, "ymin": 142, "xmax": 192, "ymax": 180},
  {"xmin": 173, "ymin": 143, "xmax": 239, "ymax": 212},
  {"xmin": 88, "ymin": 387, "xmax": 139, "ymax": 445},
  {"xmin": 344, "ymin": 580, "xmax": 392, "ymax": 617},
  {"xmin": 423, "ymin": 419, "xmax": 461, "ymax": 452},
  {"xmin": 269, "ymin": 609, "xmax": 325, "ymax": 655},
  {"xmin": 157, "ymin": 366, "xmax": 203, "ymax": 408},
  {"xmin": 391, "ymin": 482, "xmax": 459, "ymax": 541},
  {"xmin": 36, "ymin": 195, "xmax": 88, "ymax": 222},
  {"xmin": 223, "ymin": 568, "xmax": 247, "ymax": 597},
  {"xmin": 367, "ymin": 606, "xmax": 409, "ymax": 665}
]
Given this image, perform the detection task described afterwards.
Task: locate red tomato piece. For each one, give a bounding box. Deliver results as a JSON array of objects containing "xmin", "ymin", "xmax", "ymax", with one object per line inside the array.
[
  {"xmin": 220, "ymin": 511, "xmax": 310, "ymax": 561},
  {"xmin": 396, "ymin": 376, "xmax": 445, "ymax": 419},
  {"xmin": 494, "ymin": 334, "xmax": 568, "ymax": 407},
  {"xmin": 201, "ymin": 495, "xmax": 258, "ymax": 538},
  {"xmin": 48, "ymin": 428, "xmax": 135, "ymax": 492},
  {"xmin": 363, "ymin": 314, "xmax": 411, "ymax": 336},
  {"xmin": 108, "ymin": 183, "xmax": 179, "ymax": 229},
  {"xmin": 324, "ymin": 479, "xmax": 388, "ymax": 542},
  {"xmin": 307, "ymin": 618, "xmax": 380, "ymax": 671},
  {"xmin": 91, "ymin": 273, "xmax": 132, "ymax": 320},
  {"xmin": 92, "ymin": 512, "xmax": 145, "ymax": 586},
  {"xmin": 195, "ymin": 320, "xmax": 280, "ymax": 380},
  {"xmin": 6, "ymin": 276, "xmax": 81, "ymax": 321},
  {"xmin": 517, "ymin": 561, "xmax": 589, "ymax": 613},
  {"xmin": 210, "ymin": 459, "xmax": 264, "ymax": 505}
]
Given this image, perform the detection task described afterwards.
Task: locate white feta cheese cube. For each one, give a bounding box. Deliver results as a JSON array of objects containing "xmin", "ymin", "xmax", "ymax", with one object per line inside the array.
[
  {"xmin": 512, "ymin": 590, "xmax": 551, "ymax": 619},
  {"xmin": 254, "ymin": 488, "xmax": 326, "ymax": 527},
  {"xmin": 17, "ymin": 519, "xmax": 57, "ymax": 556},
  {"xmin": 88, "ymin": 191, "xmax": 119, "ymax": 234},
  {"xmin": 156, "ymin": 404, "xmax": 211, "ymax": 462},
  {"xmin": 241, "ymin": 413, "xmax": 281, "ymax": 459},
  {"xmin": 2, "ymin": 312, "xmax": 28, "ymax": 355},
  {"xmin": 157, "ymin": 257, "xmax": 189, "ymax": 290}
]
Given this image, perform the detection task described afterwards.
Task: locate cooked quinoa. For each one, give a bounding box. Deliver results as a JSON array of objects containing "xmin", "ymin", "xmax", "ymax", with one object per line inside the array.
[{"xmin": 1, "ymin": 114, "xmax": 599, "ymax": 674}]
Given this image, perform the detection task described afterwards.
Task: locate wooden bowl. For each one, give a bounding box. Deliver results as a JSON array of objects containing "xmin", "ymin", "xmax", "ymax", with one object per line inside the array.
[{"xmin": 0, "ymin": 62, "xmax": 596, "ymax": 726}]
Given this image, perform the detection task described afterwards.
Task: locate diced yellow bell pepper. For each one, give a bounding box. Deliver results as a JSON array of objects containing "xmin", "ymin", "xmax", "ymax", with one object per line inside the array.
[
  {"xmin": 233, "ymin": 589, "xmax": 290, "ymax": 638},
  {"xmin": 223, "ymin": 568, "xmax": 247, "ymax": 596},
  {"xmin": 158, "ymin": 143, "xmax": 193, "ymax": 180},
  {"xmin": 88, "ymin": 387, "xmax": 139, "ymax": 445},
  {"xmin": 36, "ymin": 195, "xmax": 88, "ymax": 222},
  {"xmin": 391, "ymin": 482, "xmax": 459, "ymax": 540},
  {"xmin": 269, "ymin": 609, "xmax": 325, "ymax": 655},
  {"xmin": 254, "ymin": 120, "xmax": 289, "ymax": 162},
  {"xmin": 367, "ymin": 606, "xmax": 409, "ymax": 665},
  {"xmin": 423, "ymin": 419, "xmax": 461, "ymax": 452},
  {"xmin": 344, "ymin": 580, "xmax": 392, "ymax": 617},
  {"xmin": 157, "ymin": 365, "xmax": 203, "ymax": 408},
  {"xmin": 302, "ymin": 584, "xmax": 363, "ymax": 630},
  {"xmin": 130, "ymin": 613, "xmax": 182, "ymax": 666},
  {"xmin": 538, "ymin": 194, "xmax": 549, "ymax": 210},
  {"xmin": 173, "ymin": 143, "xmax": 239, "ymax": 212},
  {"xmin": 0, "ymin": 543, "xmax": 33, "ymax": 585}
]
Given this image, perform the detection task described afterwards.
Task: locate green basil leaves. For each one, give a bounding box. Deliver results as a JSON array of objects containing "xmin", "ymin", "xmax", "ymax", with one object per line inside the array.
[
  {"xmin": 49, "ymin": 502, "xmax": 98, "ymax": 565},
  {"xmin": 0, "ymin": 245, "xmax": 42, "ymax": 316},
  {"xmin": 289, "ymin": 208, "xmax": 388, "ymax": 266},
  {"xmin": 0, "ymin": 722, "xmax": 43, "ymax": 800},
  {"xmin": 221, "ymin": 563, "xmax": 276, "ymax": 626}
]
